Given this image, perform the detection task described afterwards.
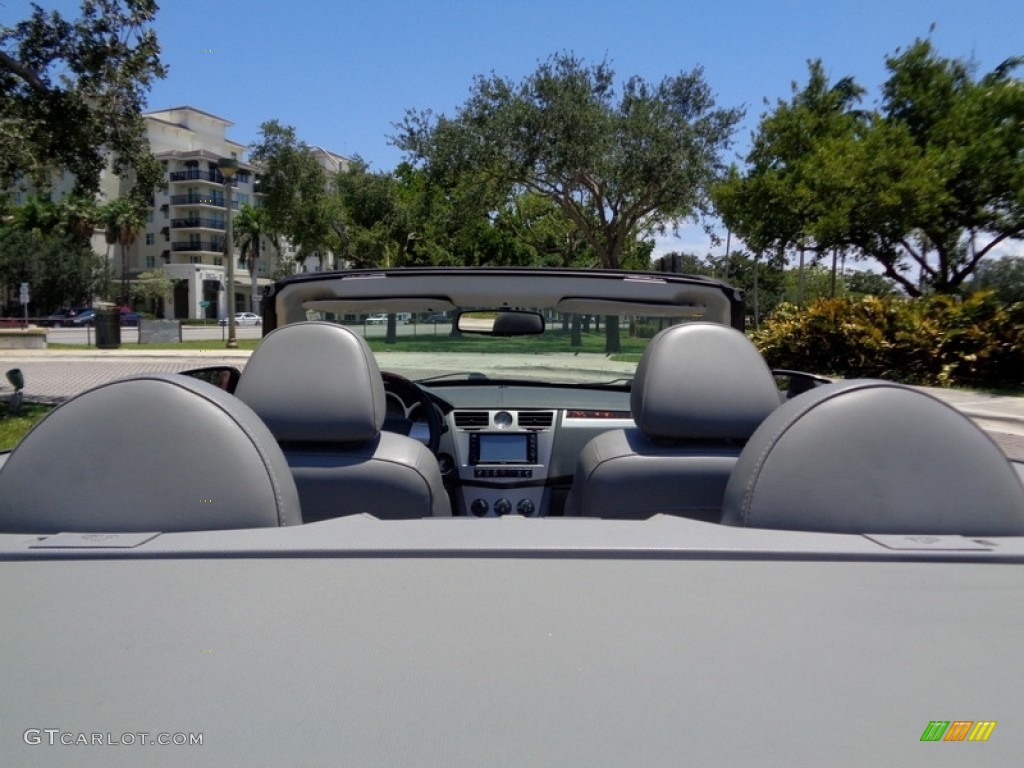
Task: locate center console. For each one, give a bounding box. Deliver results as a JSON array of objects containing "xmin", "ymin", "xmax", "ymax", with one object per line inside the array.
[{"xmin": 450, "ymin": 410, "xmax": 556, "ymax": 516}]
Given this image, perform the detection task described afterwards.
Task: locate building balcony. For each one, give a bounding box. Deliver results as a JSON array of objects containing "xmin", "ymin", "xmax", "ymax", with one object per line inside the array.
[
  {"xmin": 172, "ymin": 240, "xmax": 225, "ymax": 253},
  {"xmin": 169, "ymin": 194, "xmax": 239, "ymax": 209},
  {"xmin": 171, "ymin": 217, "xmax": 226, "ymax": 230},
  {"xmin": 169, "ymin": 169, "xmax": 233, "ymax": 184}
]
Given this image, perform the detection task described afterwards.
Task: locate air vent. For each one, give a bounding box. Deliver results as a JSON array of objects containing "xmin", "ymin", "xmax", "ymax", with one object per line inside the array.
[
  {"xmin": 454, "ymin": 411, "xmax": 489, "ymax": 428},
  {"xmin": 517, "ymin": 411, "xmax": 554, "ymax": 428}
]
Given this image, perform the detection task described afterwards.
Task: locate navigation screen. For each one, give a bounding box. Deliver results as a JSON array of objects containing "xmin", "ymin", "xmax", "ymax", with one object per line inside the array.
[{"xmin": 478, "ymin": 434, "xmax": 529, "ymax": 463}]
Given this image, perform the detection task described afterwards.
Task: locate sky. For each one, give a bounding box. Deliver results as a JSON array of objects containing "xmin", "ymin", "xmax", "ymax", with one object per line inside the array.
[{"xmin": 6, "ymin": 0, "xmax": 1024, "ymax": 257}]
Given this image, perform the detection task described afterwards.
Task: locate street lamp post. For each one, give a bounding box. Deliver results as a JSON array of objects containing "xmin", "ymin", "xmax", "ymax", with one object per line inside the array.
[{"xmin": 218, "ymin": 158, "xmax": 239, "ymax": 348}]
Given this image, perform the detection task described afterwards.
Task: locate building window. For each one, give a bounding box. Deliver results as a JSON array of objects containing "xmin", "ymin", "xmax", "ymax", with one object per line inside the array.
[
  {"xmin": 162, "ymin": 208, "xmax": 169, "ymax": 219},
  {"xmin": 145, "ymin": 255, "xmax": 156, "ymax": 269},
  {"xmin": 237, "ymin": 193, "xmax": 250, "ymax": 206},
  {"xmin": 213, "ymin": 256, "xmax": 223, "ymax": 266},
  {"xmin": 146, "ymin": 210, "xmax": 154, "ymax": 223},
  {"xmin": 145, "ymin": 233, "xmax": 155, "ymax": 246},
  {"xmin": 190, "ymin": 255, "xmax": 202, "ymax": 264},
  {"xmin": 258, "ymin": 261, "xmax": 267, "ymax": 273}
]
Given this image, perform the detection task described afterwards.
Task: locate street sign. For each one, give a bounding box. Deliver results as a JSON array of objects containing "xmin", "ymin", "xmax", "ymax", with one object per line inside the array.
[{"xmin": 19, "ymin": 282, "xmax": 29, "ymax": 304}]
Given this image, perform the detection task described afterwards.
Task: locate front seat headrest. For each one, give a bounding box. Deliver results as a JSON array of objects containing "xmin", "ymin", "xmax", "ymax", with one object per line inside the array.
[
  {"xmin": 0, "ymin": 374, "xmax": 302, "ymax": 533},
  {"xmin": 234, "ymin": 322, "xmax": 386, "ymax": 443},
  {"xmin": 721, "ymin": 380, "xmax": 1024, "ymax": 535},
  {"xmin": 631, "ymin": 323, "xmax": 781, "ymax": 440}
]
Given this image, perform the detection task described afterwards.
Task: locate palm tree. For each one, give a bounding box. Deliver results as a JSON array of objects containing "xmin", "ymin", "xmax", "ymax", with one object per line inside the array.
[
  {"xmin": 233, "ymin": 203, "xmax": 269, "ymax": 312},
  {"xmin": 102, "ymin": 197, "xmax": 146, "ymax": 305},
  {"xmin": 56, "ymin": 194, "xmax": 100, "ymax": 245},
  {"xmin": 12, "ymin": 196, "xmax": 59, "ymax": 236}
]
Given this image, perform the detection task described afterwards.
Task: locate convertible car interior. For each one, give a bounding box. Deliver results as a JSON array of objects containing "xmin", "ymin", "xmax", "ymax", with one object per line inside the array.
[{"xmin": 2, "ymin": 268, "xmax": 1022, "ymax": 766}]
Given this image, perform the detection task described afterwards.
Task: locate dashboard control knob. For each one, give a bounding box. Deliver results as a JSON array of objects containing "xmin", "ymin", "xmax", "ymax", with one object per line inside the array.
[
  {"xmin": 470, "ymin": 499, "xmax": 489, "ymax": 517},
  {"xmin": 517, "ymin": 499, "xmax": 535, "ymax": 516},
  {"xmin": 494, "ymin": 498, "xmax": 512, "ymax": 516}
]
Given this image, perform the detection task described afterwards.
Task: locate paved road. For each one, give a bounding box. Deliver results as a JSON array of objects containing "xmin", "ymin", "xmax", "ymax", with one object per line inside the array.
[{"xmin": 2, "ymin": 348, "xmax": 1023, "ymax": 461}]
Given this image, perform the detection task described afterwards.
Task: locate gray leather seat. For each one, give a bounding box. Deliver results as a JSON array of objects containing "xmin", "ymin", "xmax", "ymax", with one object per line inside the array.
[
  {"xmin": 0, "ymin": 374, "xmax": 301, "ymax": 533},
  {"xmin": 721, "ymin": 380, "xmax": 1024, "ymax": 535},
  {"xmin": 565, "ymin": 322, "xmax": 781, "ymax": 520},
  {"xmin": 234, "ymin": 322, "xmax": 450, "ymax": 521}
]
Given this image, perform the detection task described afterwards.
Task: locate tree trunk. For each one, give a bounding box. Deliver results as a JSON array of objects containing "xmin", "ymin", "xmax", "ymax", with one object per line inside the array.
[{"xmin": 604, "ymin": 315, "xmax": 620, "ymax": 354}]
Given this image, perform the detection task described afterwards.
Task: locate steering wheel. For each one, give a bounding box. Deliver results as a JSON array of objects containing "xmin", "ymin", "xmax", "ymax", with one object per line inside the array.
[{"xmin": 380, "ymin": 371, "xmax": 443, "ymax": 455}]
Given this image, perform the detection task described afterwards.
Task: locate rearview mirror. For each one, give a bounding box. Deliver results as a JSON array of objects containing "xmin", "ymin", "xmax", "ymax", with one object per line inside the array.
[{"xmin": 456, "ymin": 310, "xmax": 545, "ymax": 336}]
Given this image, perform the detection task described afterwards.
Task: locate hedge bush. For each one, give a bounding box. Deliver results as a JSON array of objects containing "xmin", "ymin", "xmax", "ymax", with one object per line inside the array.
[{"xmin": 751, "ymin": 292, "xmax": 1024, "ymax": 390}]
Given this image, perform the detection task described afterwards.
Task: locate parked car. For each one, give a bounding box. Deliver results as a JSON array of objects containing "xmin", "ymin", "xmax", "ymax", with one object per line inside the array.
[
  {"xmin": 1, "ymin": 267, "xmax": 1022, "ymax": 766},
  {"xmin": 218, "ymin": 311, "xmax": 261, "ymax": 327},
  {"xmin": 40, "ymin": 307, "xmax": 90, "ymax": 327},
  {"xmin": 118, "ymin": 309, "xmax": 141, "ymax": 327},
  {"xmin": 68, "ymin": 308, "xmax": 96, "ymax": 326},
  {"xmin": 69, "ymin": 308, "xmax": 141, "ymax": 327},
  {"xmin": 365, "ymin": 313, "xmax": 388, "ymax": 325}
]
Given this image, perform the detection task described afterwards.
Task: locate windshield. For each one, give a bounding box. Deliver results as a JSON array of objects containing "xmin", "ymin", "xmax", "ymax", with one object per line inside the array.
[{"xmin": 307, "ymin": 310, "xmax": 688, "ymax": 386}]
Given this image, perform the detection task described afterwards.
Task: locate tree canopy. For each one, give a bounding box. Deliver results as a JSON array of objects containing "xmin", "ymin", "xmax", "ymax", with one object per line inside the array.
[
  {"xmin": 715, "ymin": 39, "xmax": 1024, "ymax": 296},
  {"xmin": 0, "ymin": 197, "xmax": 113, "ymax": 312},
  {"xmin": 248, "ymin": 120, "xmax": 340, "ymax": 268},
  {"xmin": 395, "ymin": 53, "xmax": 742, "ymax": 271},
  {"xmin": 394, "ymin": 53, "xmax": 741, "ymax": 350},
  {"xmin": 0, "ymin": 0, "xmax": 166, "ymax": 201}
]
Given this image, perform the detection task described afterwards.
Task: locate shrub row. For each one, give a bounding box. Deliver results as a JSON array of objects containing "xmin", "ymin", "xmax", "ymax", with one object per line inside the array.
[{"xmin": 751, "ymin": 292, "xmax": 1024, "ymax": 390}]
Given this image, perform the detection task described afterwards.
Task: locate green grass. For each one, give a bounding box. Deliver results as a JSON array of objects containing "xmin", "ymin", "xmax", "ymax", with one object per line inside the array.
[{"xmin": 0, "ymin": 402, "xmax": 53, "ymax": 452}]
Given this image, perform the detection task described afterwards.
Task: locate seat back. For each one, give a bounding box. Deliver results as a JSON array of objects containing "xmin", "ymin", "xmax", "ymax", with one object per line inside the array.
[
  {"xmin": 0, "ymin": 374, "xmax": 301, "ymax": 533},
  {"xmin": 721, "ymin": 380, "xmax": 1024, "ymax": 535},
  {"xmin": 234, "ymin": 322, "xmax": 450, "ymax": 521},
  {"xmin": 565, "ymin": 323, "xmax": 780, "ymax": 520}
]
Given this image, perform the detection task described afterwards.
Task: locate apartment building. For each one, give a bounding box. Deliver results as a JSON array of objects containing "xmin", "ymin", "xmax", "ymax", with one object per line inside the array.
[
  {"xmin": 140, "ymin": 107, "xmax": 269, "ymax": 320},
  {"xmin": 142, "ymin": 107, "xmax": 352, "ymax": 318},
  {"xmin": 6, "ymin": 105, "xmax": 350, "ymax": 319}
]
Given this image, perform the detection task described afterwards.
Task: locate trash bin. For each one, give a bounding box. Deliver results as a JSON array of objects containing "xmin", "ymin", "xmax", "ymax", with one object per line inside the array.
[{"xmin": 94, "ymin": 308, "xmax": 121, "ymax": 349}]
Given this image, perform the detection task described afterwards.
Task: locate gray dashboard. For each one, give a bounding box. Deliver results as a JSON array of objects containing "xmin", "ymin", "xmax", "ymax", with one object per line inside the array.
[{"xmin": 427, "ymin": 384, "xmax": 633, "ymax": 517}]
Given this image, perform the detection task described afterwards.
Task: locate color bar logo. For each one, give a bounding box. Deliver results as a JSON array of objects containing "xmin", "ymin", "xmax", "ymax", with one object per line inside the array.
[{"xmin": 920, "ymin": 721, "xmax": 996, "ymax": 742}]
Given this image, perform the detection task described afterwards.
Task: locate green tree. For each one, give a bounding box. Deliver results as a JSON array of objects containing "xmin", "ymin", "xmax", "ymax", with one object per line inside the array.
[
  {"xmin": 0, "ymin": 226, "xmax": 110, "ymax": 311},
  {"xmin": 249, "ymin": 120, "xmax": 340, "ymax": 270},
  {"xmin": 493, "ymin": 193, "xmax": 595, "ymax": 268},
  {"xmin": 130, "ymin": 268, "xmax": 171, "ymax": 314},
  {"xmin": 968, "ymin": 255, "xmax": 1024, "ymax": 303},
  {"xmin": 233, "ymin": 203, "xmax": 270, "ymax": 311},
  {"xmin": 718, "ymin": 40, "xmax": 1024, "ymax": 297},
  {"xmin": 334, "ymin": 159, "xmax": 420, "ymax": 269},
  {"xmin": 102, "ymin": 196, "xmax": 146, "ymax": 304},
  {"xmin": 713, "ymin": 60, "xmax": 867, "ymax": 265},
  {"xmin": 0, "ymin": 0, "xmax": 166, "ymax": 201},
  {"xmin": 395, "ymin": 53, "xmax": 742, "ymax": 351},
  {"xmin": 845, "ymin": 270, "xmax": 901, "ymax": 298}
]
